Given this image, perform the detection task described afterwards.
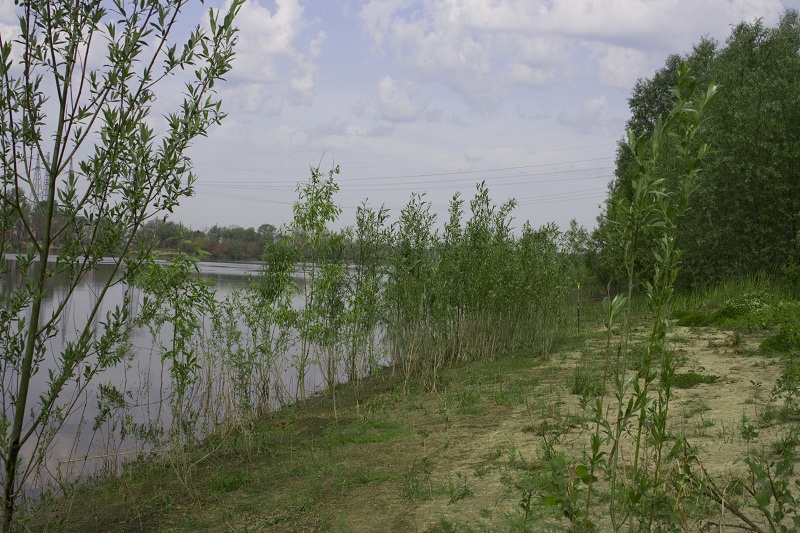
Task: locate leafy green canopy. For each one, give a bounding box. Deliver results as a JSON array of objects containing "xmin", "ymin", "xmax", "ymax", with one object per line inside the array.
[{"xmin": 594, "ymin": 10, "xmax": 800, "ymax": 287}]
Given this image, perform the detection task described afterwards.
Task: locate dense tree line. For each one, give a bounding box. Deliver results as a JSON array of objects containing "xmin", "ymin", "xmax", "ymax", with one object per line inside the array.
[
  {"xmin": 593, "ymin": 10, "xmax": 800, "ymax": 287},
  {"xmin": 136, "ymin": 219, "xmax": 279, "ymax": 261}
]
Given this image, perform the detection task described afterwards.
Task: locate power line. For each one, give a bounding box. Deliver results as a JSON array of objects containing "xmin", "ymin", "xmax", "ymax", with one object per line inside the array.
[
  {"xmin": 197, "ymin": 169, "xmax": 612, "ymax": 193},
  {"xmin": 194, "ymin": 139, "xmax": 618, "ymax": 171},
  {"xmin": 191, "ymin": 129, "xmax": 621, "ymax": 164},
  {"xmin": 198, "ymin": 156, "xmax": 615, "ymax": 188},
  {"xmin": 193, "ymin": 184, "xmax": 609, "ymax": 211}
]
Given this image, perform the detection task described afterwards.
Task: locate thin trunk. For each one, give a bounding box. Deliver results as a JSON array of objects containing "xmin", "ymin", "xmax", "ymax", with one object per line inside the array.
[{"xmin": 3, "ymin": 172, "xmax": 56, "ymax": 530}]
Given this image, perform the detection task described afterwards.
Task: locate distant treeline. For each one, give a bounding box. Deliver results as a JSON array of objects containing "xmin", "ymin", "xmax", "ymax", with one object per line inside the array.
[
  {"xmin": 138, "ymin": 219, "xmax": 278, "ymax": 261},
  {"xmin": 138, "ymin": 219, "xmax": 389, "ymax": 263}
]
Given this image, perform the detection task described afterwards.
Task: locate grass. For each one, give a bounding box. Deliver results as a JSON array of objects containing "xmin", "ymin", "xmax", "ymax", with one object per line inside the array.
[{"xmin": 570, "ymin": 364, "xmax": 605, "ymax": 397}]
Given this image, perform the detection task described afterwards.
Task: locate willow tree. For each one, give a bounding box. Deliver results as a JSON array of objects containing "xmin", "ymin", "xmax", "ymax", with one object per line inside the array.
[
  {"xmin": 595, "ymin": 10, "xmax": 800, "ymax": 286},
  {"xmin": 0, "ymin": 0, "xmax": 242, "ymax": 528}
]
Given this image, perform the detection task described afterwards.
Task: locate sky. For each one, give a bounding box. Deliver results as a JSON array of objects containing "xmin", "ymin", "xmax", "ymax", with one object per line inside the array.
[{"xmin": 1, "ymin": 0, "xmax": 793, "ymax": 234}]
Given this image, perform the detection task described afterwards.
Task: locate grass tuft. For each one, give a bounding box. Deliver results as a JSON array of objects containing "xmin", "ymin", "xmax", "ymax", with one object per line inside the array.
[{"xmin": 672, "ymin": 372, "xmax": 719, "ymax": 389}]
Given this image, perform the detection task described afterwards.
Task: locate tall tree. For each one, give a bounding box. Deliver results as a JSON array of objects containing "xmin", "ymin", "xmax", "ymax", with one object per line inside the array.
[
  {"xmin": 595, "ymin": 10, "xmax": 800, "ymax": 286},
  {"xmin": 681, "ymin": 10, "xmax": 800, "ymax": 282},
  {"xmin": 593, "ymin": 44, "xmax": 715, "ymax": 285}
]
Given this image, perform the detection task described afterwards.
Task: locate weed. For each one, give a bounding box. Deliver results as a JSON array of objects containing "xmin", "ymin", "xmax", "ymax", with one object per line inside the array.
[
  {"xmin": 740, "ymin": 412, "xmax": 759, "ymax": 443},
  {"xmin": 761, "ymin": 327, "xmax": 800, "ymax": 354},
  {"xmin": 772, "ymin": 354, "xmax": 800, "ymax": 412},
  {"xmin": 771, "ymin": 426, "xmax": 799, "ymax": 460},
  {"xmin": 402, "ymin": 457, "xmax": 433, "ymax": 500},
  {"xmin": 744, "ymin": 451, "xmax": 800, "ymax": 531},
  {"xmin": 695, "ymin": 415, "xmax": 715, "ymax": 430},
  {"xmin": 208, "ymin": 471, "xmax": 247, "ymax": 493},
  {"xmin": 401, "ymin": 465, "xmax": 425, "ymax": 500},
  {"xmin": 571, "ymin": 365, "xmax": 604, "ymax": 398},
  {"xmin": 424, "ymin": 517, "xmax": 476, "ymax": 533},
  {"xmin": 453, "ymin": 387, "xmax": 484, "ymax": 416},
  {"xmin": 681, "ymin": 399, "xmax": 711, "ymax": 419},
  {"xmin": 444, "ymin": 472, "xmax": 473, "ymax": 503}
]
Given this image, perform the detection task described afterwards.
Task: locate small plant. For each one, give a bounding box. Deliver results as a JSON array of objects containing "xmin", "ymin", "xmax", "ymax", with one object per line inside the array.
[
  {"xmin": 571, "ymin": 365, "xmax": 604, "ymax": 398},
  {"xmin": 772, "ymin": 354, "xmax": 800, "ymax": 413},
  {"xmin": 540, "ymin": 454, "xmax": 596, "ymax": 532},
  {"xmin": 453, "ymin": 387, "xmax": 483, "ymax": 416},
  {"xmin": 772, "ymin": 426, "xmax": 800, "ymax": 460},
  {"xmin": 762, "ymin": 326, "xmax": 800, "ymax": 355},
  {"xmin": 740, "ymin": 411, "xmax": 759, "ymax": 443},
  {"xmin": 675, "ymin": 312, "xmax": 713, "ymax": 327},
  {"xmin": 445, "ymin": 471, "xmax": 473, "ymax": 503},
  {"xmin": 694, "ymin": 415, "xmax": 716, "ymax": 434},
  {"xmin": 209, "ymin": 471, "xmax": 247, "ymax": 494},
  {"xmin": 744, "ymin": 452, "xmax": 800, "ymax": 532},
  {"xmin": 402, "ymin": 457, "xmax": 433, "ymax": 500},
  {"xmin": 402, "ymin": 467, "xmax": 423, "ymax": 500},
  {"xmin": 782, "ymin": 260, "xmax": 800, "ymax": 299}
]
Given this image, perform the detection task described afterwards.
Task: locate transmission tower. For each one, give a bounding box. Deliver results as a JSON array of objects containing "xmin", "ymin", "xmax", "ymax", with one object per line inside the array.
[
  {"xmin": 31, "ymin": 152, "xmax": 50, "ymax": 203},
  {"xmin": 31, "ymin": 153, "xmax": 41, "ymax": 202}
]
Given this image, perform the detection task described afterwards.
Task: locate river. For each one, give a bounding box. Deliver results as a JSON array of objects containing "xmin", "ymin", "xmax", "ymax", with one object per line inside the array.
[{"xmin": 0, "ymin": 255, "xmax": 338, "ymax": 494}]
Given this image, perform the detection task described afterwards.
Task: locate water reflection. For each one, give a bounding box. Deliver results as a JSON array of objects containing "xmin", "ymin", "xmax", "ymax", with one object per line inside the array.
[{"xmin": 0, "ymin": 255, "xmax": 326, "ymax": 493}]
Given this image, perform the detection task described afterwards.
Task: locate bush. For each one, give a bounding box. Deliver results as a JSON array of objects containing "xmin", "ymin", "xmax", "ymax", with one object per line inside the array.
[
  {"xmin": 782, "ymin": 260, "xmax": 800, "ymax": 299},
  {"xmin": 676, "ymin": 312, "xmax": 713, "ymax": 327},
  {"xmin": 762, "ymin": 326, "xmax": 800, "ymax": 354}
]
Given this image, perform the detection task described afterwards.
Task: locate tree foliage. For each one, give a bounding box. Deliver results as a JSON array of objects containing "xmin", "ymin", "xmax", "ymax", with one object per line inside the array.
[{"xmin": 595, "ymin": 10, "xmax": 800, "ymax": 287}]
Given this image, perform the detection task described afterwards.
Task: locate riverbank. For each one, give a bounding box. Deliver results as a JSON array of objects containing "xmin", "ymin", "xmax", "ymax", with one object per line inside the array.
[{"xmin": 27, "ymin": 282, "xmax": 800, "ymax": 532}]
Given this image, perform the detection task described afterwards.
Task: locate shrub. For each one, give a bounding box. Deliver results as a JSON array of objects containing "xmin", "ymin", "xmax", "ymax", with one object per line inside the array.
[
  {"xmin": 761, "ymin": 327, "xmax": 800, "ymax": 354},
  {"xmin": 675, "ymin": 312, "xmax": 713, "ymax": 327}
]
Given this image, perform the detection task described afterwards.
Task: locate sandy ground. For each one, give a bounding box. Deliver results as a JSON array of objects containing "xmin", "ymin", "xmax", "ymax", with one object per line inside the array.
[{"xmin": 330, "ymin": 325, "xmax": 790, "ymax": 532}]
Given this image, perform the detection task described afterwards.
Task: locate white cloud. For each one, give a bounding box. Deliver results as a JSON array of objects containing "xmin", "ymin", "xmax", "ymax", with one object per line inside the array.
[
  {"xmin": 358, "ymin": 0, "xmax": 786, "ymax": 106},
  {"xmin": 0, "ymin": 0, "xmax": 15, "ymax": 35},
  {"xmin": 558, "ymin": 94, "xmax": 609, "ymax": 133},
  {"xmin": 220, "ymin": 0, "xmax": 322, "ymax": 105},
  {"xmin": 377, "ymin": 76, "xmax": 427, "ymax": 122},
  {"xmin": 596, "ymin": 44, "xmax": 652, "ymax": 89},
  {"xmin": 507, "ymin": 63, "xmax": 555, "ymax": 86},
  {"xmin": 543, "ymin": 0, "xmax": 784, "ymax": 50}
]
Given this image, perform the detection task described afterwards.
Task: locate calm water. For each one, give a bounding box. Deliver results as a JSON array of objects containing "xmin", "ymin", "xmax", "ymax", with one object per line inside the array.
[{"xmin": 0, "ymin": 255, "xmax": 328, "ymax": 491}]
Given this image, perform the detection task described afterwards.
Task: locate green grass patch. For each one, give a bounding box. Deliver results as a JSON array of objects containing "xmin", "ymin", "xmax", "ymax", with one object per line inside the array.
[
  {"xmin": 672, "ymin": 372, "xmax": 719, "ymax": 389},
  {"xmin": 451, "ymin": 387, "xmax": 484, "ymax": 415},
  {"xmin": 443, "ymin": 472, "xmax": 473, "ymax": 503},
  {"xmin": 208, "ymin": 470, "xmax": 248, "ymax": 493},
  {"xmin": 570, "ymin": 365, "xmax": 604, "ymax": 397},
  {"xmin": 323, "ymin": 418, "xmax": 409, "ymax": 446},
  {"xmin": 424, "ymin": 517, "xmax": 481, "ymax": 533}
]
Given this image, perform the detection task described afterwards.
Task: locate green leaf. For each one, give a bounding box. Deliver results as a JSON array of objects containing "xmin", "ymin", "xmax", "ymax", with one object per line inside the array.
[{"xmin": 754, "ymin": 489, "xmax": 771, "ymax": 508}]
